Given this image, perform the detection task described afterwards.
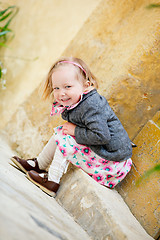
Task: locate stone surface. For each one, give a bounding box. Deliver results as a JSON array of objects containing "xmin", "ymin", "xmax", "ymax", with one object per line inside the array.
[
  {"xmin": 117, "ymin": 111, "xmax": 160, "ymax": 238},
  {"xmin": 4, "ymin": 90, "xmax": 63, "ymax": 158},
  {"xmin": 0, "ymin": 137, "xmax": 90, "ymax": 240},
  {"xmin": 56, "ymin": 166, "xmax": 153, "ymax": 240}
]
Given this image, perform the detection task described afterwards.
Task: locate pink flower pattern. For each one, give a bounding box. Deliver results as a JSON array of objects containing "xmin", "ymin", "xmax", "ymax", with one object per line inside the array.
[
  {"xmin": 59, "ymin": 146, "xmax": 67, "ymax": 157},
  {"xmin": 81, "ymin": 147, "xmax": 91, "ymax": 156},
  {"xmin": 103, "ymin": 166, "xmax": 113, "ymax": 171},
  {"xmin": 93, "ymin": 173, "xmax": 104, "ymax": 182},
  {"xmin": 106, "ymin": 174, "xmax": 114, "ymax": 180},
  {"xmin": 98, "ymin": 159, "xmax": 109, "ymax": 165},
  {"xmin": 73, "ymin": 146, "xmax": 80, "ymax": 154},
  {"xmin": 85, "ymin": 161, "xmax": 94, "ymax": 169},
  {"xmin": 89, "ymin": 156, "xmax": 97, "ymax": 164},
  {"xmin": 116, "ymin": 171, "xmax": 126, "ymax": 179},
  {"xmin": 108, "ymin": 182, "xmax": 116, "ymax": 188},
  {"xmin": 55, "ymin": 140, "xmax": 60, "ymax": 145},
  {"xmin": 54, "ymin": 126, "xmax": 132, "ymax": 189}
]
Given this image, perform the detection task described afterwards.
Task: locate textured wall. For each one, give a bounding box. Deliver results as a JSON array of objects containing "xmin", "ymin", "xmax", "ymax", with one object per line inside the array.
[
  {"xmin": 61, "ymin": 0, "xmax": 160, "ymax": 140},
  {"xmin": 0, "ymin": 0, "xmax": 100, "ymax": 130}
]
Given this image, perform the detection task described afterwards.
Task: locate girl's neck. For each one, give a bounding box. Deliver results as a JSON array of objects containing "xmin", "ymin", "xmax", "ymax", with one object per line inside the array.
[{"xmin": 84, "ymin": 86, "xmax": 95, "ymax": 93}]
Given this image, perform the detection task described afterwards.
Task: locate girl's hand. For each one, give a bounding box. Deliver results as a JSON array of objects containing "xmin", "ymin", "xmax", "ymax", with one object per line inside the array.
[{"xmin": 63, "ymin": 122, "xmax": 76, "ymax": 136}]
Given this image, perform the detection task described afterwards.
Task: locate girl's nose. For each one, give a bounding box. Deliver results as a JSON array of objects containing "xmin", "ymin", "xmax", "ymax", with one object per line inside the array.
[{"xmin": 59, "ymin": 89, "xmax": 65, "ymax": 96}]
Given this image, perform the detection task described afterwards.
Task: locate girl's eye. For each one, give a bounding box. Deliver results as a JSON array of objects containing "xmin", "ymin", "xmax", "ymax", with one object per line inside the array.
[
  {"xmin": 65, "ymin": 86, "xmax": 71, "ymax": 89},
  {"xmin": 53, "ymin": 87, "xmax": 59, "ymax": 90}
]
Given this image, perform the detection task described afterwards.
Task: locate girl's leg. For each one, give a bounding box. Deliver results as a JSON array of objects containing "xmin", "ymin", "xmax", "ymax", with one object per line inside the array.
[
  {"xmin": 11, "ymin": 135, "xmax": 56, "ymax": 173},
  {"xmin": 48, "ymin": 147, "xmax": 69, "ymax": 184},
  {"xmin": 37, "ymin": 135, "xmax": 57, "ymax": 170},
  {"xmin": 26, "ymin": 146, "xmax": 68, "ymax": 197}
]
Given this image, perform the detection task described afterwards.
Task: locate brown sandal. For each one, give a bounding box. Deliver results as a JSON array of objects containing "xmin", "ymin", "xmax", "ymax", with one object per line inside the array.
[{"xmin": 11, "ymin": 156, "xmax": 46, "ymax": 174}]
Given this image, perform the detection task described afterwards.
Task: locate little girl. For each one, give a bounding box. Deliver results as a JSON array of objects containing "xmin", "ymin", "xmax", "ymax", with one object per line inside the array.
[{"xmin": 11, "ymin": 57, "xmax": 132, "ymax": 197}]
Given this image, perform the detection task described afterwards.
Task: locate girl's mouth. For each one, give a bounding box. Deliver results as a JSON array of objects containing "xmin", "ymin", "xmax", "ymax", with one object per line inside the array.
[
  {"xmin": 61, "ymin": 98, "xmax": 71, "ymax": 103},
  {"xmin": 61, "ymin": 98, "xmax": 71, "ymax": 102}
]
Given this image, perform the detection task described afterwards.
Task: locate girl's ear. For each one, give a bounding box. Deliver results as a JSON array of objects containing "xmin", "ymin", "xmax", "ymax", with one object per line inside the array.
[
  {"xmin": 84, "ymin": 80, "xmax": 91, "ymax": 88},
  {"xmin": 84, "ymin": 80, "xmax": 94, "ymax": 92}
]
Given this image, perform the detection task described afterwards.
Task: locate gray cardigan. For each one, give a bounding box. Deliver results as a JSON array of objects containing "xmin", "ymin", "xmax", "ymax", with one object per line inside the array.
[{"xmin": 62, "ymin": 89, "xmax": 132, "ymax": 162}]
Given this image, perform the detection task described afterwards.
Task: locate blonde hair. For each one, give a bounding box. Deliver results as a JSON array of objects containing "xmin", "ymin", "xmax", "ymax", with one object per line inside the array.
[{"xmin": 41, "ymin": 57, "xmax": 98, "ymax": 100}]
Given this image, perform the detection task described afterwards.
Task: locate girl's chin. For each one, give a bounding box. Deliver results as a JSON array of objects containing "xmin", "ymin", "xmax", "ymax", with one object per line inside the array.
[
  {"xmin": 62, "ymin": 101, "xmax": 75, "ymax": 107},
  {"xmin": 58, "ymin": 98, "xmax": 79, "ymax": 107},
  {"xmin": 58, "ymin": 99, "xmax": 71, "ymax": 106},
  {"xmin": 61, "ymin": 101, "xmax": 72, "ymax": 107}
]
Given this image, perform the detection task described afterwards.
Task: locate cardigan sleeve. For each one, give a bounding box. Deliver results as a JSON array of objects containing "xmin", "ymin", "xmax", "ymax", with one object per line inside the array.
[{"xmin": 74, "ymin": 103, "xmax": 111, "ymax": 145}]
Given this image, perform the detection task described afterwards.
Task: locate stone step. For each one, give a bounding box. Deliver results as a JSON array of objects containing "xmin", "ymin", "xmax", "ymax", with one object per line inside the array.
[
  {"xmin": 117, "ymin": 111, "xmax": 160, "ymax": 238},
  {"xmin": 1, "ymin": 133, "xmax": 154, "ymax": 240},
  {"xmin": 56, "ymin": 166, "xmax": 153, "ymax": 240},
  {"xmin": 0, "ymin": 137, "xmax": 91, "ymax": 240}
]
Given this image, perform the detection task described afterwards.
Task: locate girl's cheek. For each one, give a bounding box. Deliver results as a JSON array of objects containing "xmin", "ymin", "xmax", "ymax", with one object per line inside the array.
[{"xmin": 53, "ymin": 93, "xmax": 57, "ymax": 100}]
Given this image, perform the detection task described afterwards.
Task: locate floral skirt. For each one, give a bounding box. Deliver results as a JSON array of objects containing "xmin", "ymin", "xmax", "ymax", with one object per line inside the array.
[{"xmin": 54, "ymin": 126, "xmax": 132, "ymax": 189}]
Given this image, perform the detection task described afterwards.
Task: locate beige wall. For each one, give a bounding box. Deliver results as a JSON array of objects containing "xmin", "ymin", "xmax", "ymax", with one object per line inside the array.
[{"xmin": 0, "ymin": 0, "xmax": 101, "ymax": 129}]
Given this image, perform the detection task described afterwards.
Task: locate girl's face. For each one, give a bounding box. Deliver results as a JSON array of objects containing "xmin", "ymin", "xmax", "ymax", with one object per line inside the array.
[{"xmin": 51, "ymin": 66, "xmax": 87, "ymax": 107}]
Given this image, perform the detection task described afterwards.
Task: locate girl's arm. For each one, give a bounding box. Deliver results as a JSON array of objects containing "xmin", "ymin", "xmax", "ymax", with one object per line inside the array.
[{"xmin": 74, "ymin": 104, "xmax": 111, "ymax": 145}]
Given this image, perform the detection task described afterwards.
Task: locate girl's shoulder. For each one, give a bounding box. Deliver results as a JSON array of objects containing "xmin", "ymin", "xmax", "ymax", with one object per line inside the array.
[
  {"xmin": 79, "ymin": 89, "xmax": 113, "ymax": 119},
  {"xmin": 82, "ymin": 89, "xmax": 110, "ymax": 108}
]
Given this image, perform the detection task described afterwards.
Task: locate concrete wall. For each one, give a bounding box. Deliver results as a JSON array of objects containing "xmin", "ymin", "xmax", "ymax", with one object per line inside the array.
[{"xmin": 2, "ymin": 0, "xmax": 160, "ymax": 238}]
